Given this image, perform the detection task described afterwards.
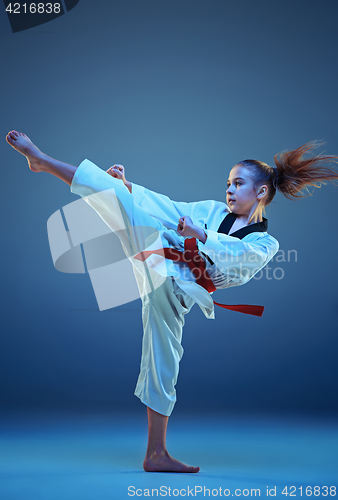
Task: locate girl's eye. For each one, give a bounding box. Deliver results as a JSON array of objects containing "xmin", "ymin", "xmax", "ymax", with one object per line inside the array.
[{"xmin": 227, "ymin": 182, "xmax": 241, "ymax": 188}]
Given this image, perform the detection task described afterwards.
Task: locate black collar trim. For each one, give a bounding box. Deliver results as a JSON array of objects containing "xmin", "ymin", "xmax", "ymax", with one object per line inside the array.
[{"xmin": 217, "ymin": 212, "xmax": 268, "ymax": 239}]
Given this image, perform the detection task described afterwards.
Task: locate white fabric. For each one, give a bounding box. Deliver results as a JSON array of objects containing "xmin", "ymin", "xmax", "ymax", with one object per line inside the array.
[
  {"xmin": 134, "ymin": 276, "xmax": 195, "ymax": 416},
  {"xmin": 70, "ymin": 159, "xmax": 279, "ymax": 416}
]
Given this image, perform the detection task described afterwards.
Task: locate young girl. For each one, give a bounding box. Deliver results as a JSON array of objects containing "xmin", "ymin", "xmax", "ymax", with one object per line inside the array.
[{"xmin": 6, "ymin": 130, "xmax": 338, "ymax": 473}]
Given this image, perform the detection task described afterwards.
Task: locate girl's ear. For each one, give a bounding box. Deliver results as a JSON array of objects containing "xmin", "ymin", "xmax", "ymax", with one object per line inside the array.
[{"xmin": 257, "ymin": 185, "xmax": 268, "ymax": 199}]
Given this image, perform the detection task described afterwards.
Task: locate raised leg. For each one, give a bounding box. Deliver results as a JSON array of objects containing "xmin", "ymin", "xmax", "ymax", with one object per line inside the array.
[
  {"xmin": 6, "ymin": 130, "xmax": 161, "ymax": 258},
  {"xmin": 6, "ymin": 130, "xmax": 77, "ymax": 185}
]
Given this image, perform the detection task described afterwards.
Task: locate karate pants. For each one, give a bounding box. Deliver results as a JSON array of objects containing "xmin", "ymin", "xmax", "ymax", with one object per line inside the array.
[
  {"xmin": 135, "ymin": 276, "xmax": 195, "ymax": 416},
  {"xmin": 70, "ymin": 160, "xmax": 195, "ymax": 416}
]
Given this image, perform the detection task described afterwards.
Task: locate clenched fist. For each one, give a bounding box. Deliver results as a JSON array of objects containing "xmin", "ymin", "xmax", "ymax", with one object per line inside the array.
[
  {"xmin": 106, "ymin": 164, "xmax": 132, "ymax": 194},
  {"xmin": 106, "ymin": 164, "xmax": 126, "ymax": 182},
  {"xmin": 177, "ymin": 216, "xmax": 207, "ymax": 243}
]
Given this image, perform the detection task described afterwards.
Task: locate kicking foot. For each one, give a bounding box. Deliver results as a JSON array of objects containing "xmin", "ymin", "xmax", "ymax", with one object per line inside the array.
[
  {"xmin": 143, "ymin": 450, "xmax": 200, "ymax": 473},
  {"xmin": 6, "ymin": 130, "xmax": 46, "ymax": 172}
]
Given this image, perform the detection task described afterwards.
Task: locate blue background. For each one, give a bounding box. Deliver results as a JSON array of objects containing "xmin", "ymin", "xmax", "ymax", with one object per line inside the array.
[{"xmin": 1, "ymin": 0, "xmax": 338, "ymax": 417}]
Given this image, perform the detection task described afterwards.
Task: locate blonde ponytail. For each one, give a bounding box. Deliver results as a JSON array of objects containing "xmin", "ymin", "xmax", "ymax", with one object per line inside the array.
[{"xmin": 273, "ymin": 141, "xmax": 338, "ymax": 199}]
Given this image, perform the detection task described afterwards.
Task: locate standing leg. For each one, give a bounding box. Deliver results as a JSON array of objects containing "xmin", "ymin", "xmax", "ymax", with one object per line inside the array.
[
  {"xmin": 144, "ymin": 407, "xmax": 199, "ymax": 473},
  {"xmin": 136, "ymin": 277, "xmax": 199, "ymax": 472}
]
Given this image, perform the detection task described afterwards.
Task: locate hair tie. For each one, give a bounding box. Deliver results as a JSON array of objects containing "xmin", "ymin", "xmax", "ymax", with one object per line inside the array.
[{"xmin": 272, "ymin": 167, "xmax": 280, "ymax": 189}]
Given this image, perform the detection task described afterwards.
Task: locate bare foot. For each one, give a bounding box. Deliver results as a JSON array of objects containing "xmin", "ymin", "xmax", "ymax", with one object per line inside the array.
[
  {"xmin": 143, "ymin": 450, "xmax": 200, "ymax": 473},
  {"xmin": 6, "ymin": 130, "xmax": 46, "ymax": 172}
]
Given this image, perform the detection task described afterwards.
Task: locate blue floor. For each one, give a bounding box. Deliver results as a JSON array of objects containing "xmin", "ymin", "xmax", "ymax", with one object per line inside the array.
[{"xmin": 0, "ymin": 411, "xmax": 337, "ymax": 499}]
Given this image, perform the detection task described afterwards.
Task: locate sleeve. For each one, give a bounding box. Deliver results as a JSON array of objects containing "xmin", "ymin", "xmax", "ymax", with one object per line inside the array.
[
  {"xmin": 131, "ymin": 183, "xmax": 228, "ymax": 231},
  {"xmin": 131, "ymin": 182, "xmax": 197, "ymax": 229},
  {"xmin": 70, "ymin": 158, "xmax": 129, "ymax": 197},
  {"xmin": 198, "ymin": 230, "xmax": 279, "ymax": 285}
]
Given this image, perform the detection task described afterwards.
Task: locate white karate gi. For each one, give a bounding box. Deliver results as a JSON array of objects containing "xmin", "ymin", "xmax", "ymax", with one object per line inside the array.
[{"xmin": 70, "ymin": 159, "xmax": 279, "ymax": 416}]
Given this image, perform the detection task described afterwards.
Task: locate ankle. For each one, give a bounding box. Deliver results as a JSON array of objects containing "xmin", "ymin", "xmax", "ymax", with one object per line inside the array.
[
  {"xmin": 35, "ymin": 152, "xmax": 52, "ymax": 172},
  {"xmin": 145, "ymin": 448, "xmax": 168, "ymax": 459}
]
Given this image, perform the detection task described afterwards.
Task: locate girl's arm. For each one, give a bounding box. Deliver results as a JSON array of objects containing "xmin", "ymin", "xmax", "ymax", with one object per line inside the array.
[
  {"xmin": 198, "ymin": 231, "xmax": 279, "ymax": 286},
  {"xmin": 130, "ymin": 183, "xmax": 198, "ymax": 228},
  {"xmin": 106, "ymin": 166, "xmax": 228, "ymax": 232},
  {"xmin": 107, "ymin": 165, "xmax": 196, "ymax": 223}
]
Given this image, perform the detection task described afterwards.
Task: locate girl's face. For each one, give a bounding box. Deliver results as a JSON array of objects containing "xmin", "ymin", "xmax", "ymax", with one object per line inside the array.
[{"xmin": 226, "ymin": 165, "xmax": 261, "ymax": 215}]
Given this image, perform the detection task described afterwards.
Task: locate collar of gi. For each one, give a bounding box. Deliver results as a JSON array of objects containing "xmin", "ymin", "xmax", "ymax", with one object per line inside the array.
[{"xmin": 217, "ymin": 212, "xmax": 268, "ymax": 239}]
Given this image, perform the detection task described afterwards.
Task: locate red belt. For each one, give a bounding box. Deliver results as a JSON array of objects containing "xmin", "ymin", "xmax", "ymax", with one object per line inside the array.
[{"xmin": 134, "ymin": 238, "xmax": 264, "ymax": 317}]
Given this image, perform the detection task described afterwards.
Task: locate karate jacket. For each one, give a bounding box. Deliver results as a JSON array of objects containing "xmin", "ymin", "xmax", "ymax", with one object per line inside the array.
[{"xmin": 130, "ymin": 181, "xmax": 279, "ymax": 319}]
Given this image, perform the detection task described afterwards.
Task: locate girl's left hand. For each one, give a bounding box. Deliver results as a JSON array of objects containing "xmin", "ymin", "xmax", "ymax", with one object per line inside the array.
[
  {"xmin": 177, "ymin": 216, "xmax": 197, "ymax": 238},
  {"xmin": 177, "ymin": 216, "xmax": 207, "ymax": 243}
]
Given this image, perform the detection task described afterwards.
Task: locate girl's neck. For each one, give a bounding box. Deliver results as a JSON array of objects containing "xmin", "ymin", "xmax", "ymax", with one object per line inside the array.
[{"xmin": 236, "ymin": 210, "xmax": 263, "ymax": 226}]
